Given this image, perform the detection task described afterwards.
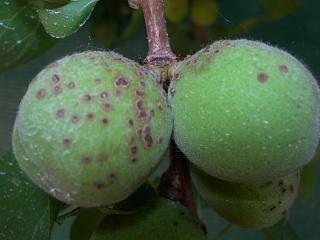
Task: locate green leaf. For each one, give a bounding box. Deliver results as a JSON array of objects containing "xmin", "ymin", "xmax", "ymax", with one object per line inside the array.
[
  {"xmin": 49, "ymin": 197, "xmax": 68, "ymax": 233},
  {"xmin": 0, "ymin": 152, "xmax": 51, "ymax": 240},
  {"xmin": 263, "ymin": 221, "xmax": 300, "ymax": 240},
  {"xmin": 0, "ymin": 0, "xmax": 56, "ymax": 72},
  {"xmin": 70, "ymin": 208, "xmax": 105, "ymax": 240},
  {"xmin": 38, "ymin": 0, "xmax": 99, "ymax": 38},
  {"xmin": 261, "ymin": 0, "xmax": 303, "ymax": 20}
]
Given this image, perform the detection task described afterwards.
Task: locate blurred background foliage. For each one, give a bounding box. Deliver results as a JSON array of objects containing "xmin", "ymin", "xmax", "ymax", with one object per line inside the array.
[{"xmin": 1, "ymin": 0, "xmax": 320, "ymax": 239}]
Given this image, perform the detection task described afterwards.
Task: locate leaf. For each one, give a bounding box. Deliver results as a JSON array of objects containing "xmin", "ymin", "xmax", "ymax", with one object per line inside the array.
[
  {"xmin": 38, "ymin": 0, "xmax": 99, "ymax": 38},
  {"xmin": 0, "ymin": 0, "xmax": 56, "ymax": 72},
  {"xmin": 70, "ymin": 208, "xmax": 105, "ymax": 240},
  {"xmin": 0, "ymin": 152, "xmax": 51, "ymax": 240},
  {"xmin": 25, "ymin": 0, "xmax": 71, "ymax": 9},
  {"xmin": 261, "ymin": 0, "xmax": 303, "ymax": 20},
  {"xmin": 263, "ymin": 221, "xmax": 300, "ymax": 240},
  {"xmin": 49, "ymin": 197, "xmax": 68, "ymax": 232}
]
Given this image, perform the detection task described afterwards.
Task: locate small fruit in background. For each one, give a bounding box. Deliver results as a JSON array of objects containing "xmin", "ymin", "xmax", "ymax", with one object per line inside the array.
[
  {"xmin": 164, "ymin": 0, "xmax": 189, "ymax": 23},
  {"xmin": 90, "ymin": 198, "xmax": 206, "ymax": 240},
  {"xmin": 190, "ymin": 0, "xmax": 219, "ymax": 27},
  {"xmin": 191, "ymin": 165, "xmax": 300, "ymax": 228},
  {"xmin": 169, "ymin": 39, "xmax": 320, "ymax": 183},
  {"xmin": 13, "ymin": 51, "xmax": 173, "ymax": 207}
]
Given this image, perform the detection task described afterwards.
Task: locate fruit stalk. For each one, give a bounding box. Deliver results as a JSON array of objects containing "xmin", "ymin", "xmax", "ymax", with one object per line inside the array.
[{"xmin": 128, "ymin": 0, "xmax": 176, "ymax": 66}]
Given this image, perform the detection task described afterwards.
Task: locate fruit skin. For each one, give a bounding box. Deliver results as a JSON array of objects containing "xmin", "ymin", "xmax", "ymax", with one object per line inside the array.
[
  {"xmin": 191, "ymin": 165, "xmax": 300, "ymax": 228},
  {"xmin": 169, "ymin": 39, "xmax": 320, "ymax": 183},
  {"xmin": 13, "ymin": 51, "xmax": 172, "ymax": 207},
  {"xmin": 90, "ymin": 198, "xmax": 205, "ymax": 240}
]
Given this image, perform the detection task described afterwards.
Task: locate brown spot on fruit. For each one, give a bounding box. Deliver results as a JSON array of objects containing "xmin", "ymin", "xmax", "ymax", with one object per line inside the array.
[
  {"xmin": 108, "ymin": 173, "xmax": 116, "ymax": 179},
  {"xmin": 270, "ymin": 205, "xmax": 276, "ymax": 211},
  {"xmin": 135, "ymin": 90, "xmax": 144, "ymax": 97},
  {"xmin": 279, "ymin": 65, "xmax": 289, "ymax": 73},
  {"xmin": 82, "ymin": 156, "xmax": 92, "ymax": 165},
  {"xmin": 136, "ymin": 99, "xmax": 144, "ymax": 110},
  {"xmin": 157, "ymin": 137, "xmax": 163, "ymax": 144},
  {"xmin": 52, "ymin": 74, "xmax": 60, "ymax": 83},
  {"xmin": 139, "ymin": 81, "xmax": 145, "ymax": 87},
  {"xmin": 102, "ymin": 103, "xmax": 112, "ymax": 111},
  {"xmin": 130, "ymin": 146, "xmax": 138, "ymax": 154},
  {"xmin": 94, "ymin": 181, "xmax": 105, "ymax": 190},
  {"xmin": 143, "ymin": 126, "xmax": 151, "ymax": 134},
  {"xmin": 67, "ymin": 82, "xmax": 75, "ymax": 89},
  {"xmin": 144, "ymin": 134, "xmax": 153, "ymax": 148},
  {"xmin": 101, "ymin": 117, "xmax": 108, "ymax": 125},
  {"xmin": 278, "ymin": 180, "xmax": 284, "ymax": 187},
  {"xmin": 62, "ymin": 138, "xmax": 71, "ymax": 146},
  {"xmin": 128, "ymin": 119, "xmax": 134, "ymax": 127},
  {"xmin": 130, "ymin": 158, "xmax": 137, "ymax": 163},
  {"xmin": 97, "ymin": 153, "xmax": 108, "ymax": 163},
  {"xmin": 115, "ymin": 77, "xmax": 129, "ymax": 88},
  {"xmin": 71, "ymin": 114, "xmax": 80, "ymax": 124},
  {"xmin": 95, "ymin": 78, "xmax": 102, "ymax": 84},
  {"xmin": 136, "ymin": 128, "xmax": 142, "ymax": 137},
  {"xmin": 86, "ymin": 112, "xmax": 94, "ymax": 120},
  {"xmin": 100, "ymin": 91, "xmax": 108, "ymax": 99},
  {"xmin": 138, "ymin": 111, "xmax": 147, "ymax": 119},
  {"xmin": 36, "ymin": 89, "xmax": 47, "ymax": 99},
  {"xmin": 150, "ymin": 109, "xmax": 155, "ymax": 117},
  {"xmin": 257, "ymin": 72, "xmax": 268, "ymax": 83},
  {"xmin": 56, "ymin": 109, "xmax": 65, "ymax": 118},
  {"xmin": 81, "ymin": 94, "xmax": 91, "ymax": 101},
  {"xmin": 53, "ymin": 85, "xmax": 62, "ymax": 94},
  {"xmin": 281, "ymin": 188, "xmax": 287, "ymax": 194}
]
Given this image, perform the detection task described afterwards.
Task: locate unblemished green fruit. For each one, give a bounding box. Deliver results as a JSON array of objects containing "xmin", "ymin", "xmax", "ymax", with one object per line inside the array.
[
  {"xmin": 90, "ymin": 198, "xmax": 205, "ymax": 240},
  {"xmin": 169, "ymin": 39, "xmax": 320, "ymax": 183},
  {"xmin": 164, "ymin": 0, "xmax": 189, "ymax": 23},
  {"xmin": 190, "ymin": 0, "xmax": 218, "ymax": 27},
  {"xmin": 13, "ymin": 51, "xmax": 172, "ymax": 207},
  {"xmin": 191, "ymin": 165, "xmax": 300, "ymax": 228}
]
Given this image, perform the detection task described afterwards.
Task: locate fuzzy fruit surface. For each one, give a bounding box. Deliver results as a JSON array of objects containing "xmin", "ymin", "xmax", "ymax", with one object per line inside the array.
[
  {"xmin": 191, "ymin": 165, "xmax": 300, "ymax": 228},
  {"xmin": 13, "ymin": 51, "xmax": 172, "ymax": 207},
  {"xmin": 169, "ymin": 39, "xmax": 320, "ymax": 183},
  {"xmin": 91, "ymin": 198, "xmax": 205, "ymax": 240}
]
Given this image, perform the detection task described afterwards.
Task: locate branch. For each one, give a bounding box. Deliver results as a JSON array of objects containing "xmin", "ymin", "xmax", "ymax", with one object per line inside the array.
[{"xmin": 128, "ymin": 0, "xmax": 176, "ymax": 66}]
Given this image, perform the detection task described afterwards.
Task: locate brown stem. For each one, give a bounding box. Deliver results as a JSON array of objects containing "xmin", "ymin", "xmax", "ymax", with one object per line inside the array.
[
  {"xmin": 158, "ymin": 140, "xmax": 206, "ymax": 233},
  {"xmin": 128, "ymin": 0, "xmax": 176, "ymax": 66}
]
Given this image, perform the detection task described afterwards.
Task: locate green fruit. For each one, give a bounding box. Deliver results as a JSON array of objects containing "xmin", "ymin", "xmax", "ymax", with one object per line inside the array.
[
  {"xmin": 165, "ymin": 0, "xmax": 189, "ymax": 23},
  {"xmin": 191, "ymin": 165, "xmax": 300, "ymax": 228},
  {"xmin": 13, "ymin": 51, "xmax": 172, "ymax": 207},
  {"xmin": 169, "ymin": 39, "xmax": 320, "ymax": 183},
  {"xmin": 190, "ymin": 0, "xmax": 218, "ymax": 27},
  {"xmin": 91, "ymin": 198, "xmax": 205, "ymax": 240}
]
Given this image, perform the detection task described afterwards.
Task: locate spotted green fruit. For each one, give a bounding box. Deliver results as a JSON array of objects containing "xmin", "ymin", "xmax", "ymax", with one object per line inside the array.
[
  {"xmin": 169, "ymin": 39, "xmax": 320, "ymax": 183},
  {"xmin": 91, "ymin": 198, "xmax": 205, "ymax": 240},
  {"xmin": 13, "ymin": 51, "xmax": 172, "ymax": 207},
  {"xmin": 191, "ymin": 165, "xmax": 300, "ymax": 228}
]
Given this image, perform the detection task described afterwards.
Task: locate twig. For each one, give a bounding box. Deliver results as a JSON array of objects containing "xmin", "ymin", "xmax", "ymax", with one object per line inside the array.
[{"xmin": 128, "ymin": 0, "xmax": 177, "ymax": 66}]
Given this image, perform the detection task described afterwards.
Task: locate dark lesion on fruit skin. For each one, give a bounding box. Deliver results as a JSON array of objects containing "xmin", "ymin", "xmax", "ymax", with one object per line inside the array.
[
  {"xmin": 62, "ymin": 138, "xmax": 71, "ymax": 147},
  {"xmin": 114, "ymin": 77, "xmax": 130, "ymax": 88},
  {"xmin": 82, "ymin": 155, "xmax": 93, "ymax": 165},
  {"xmin": 71, "ymin": 114, "xmax": 80, "ymax": 124},
  {"xmin": 94, "ymin": 180, "xmax": 106, "ymax": 190},
  {"xmin": 67, "ymin": 81, "xmax": 76, "ymax": 89},
  {"xmin": 36, "ymin": 88, "xmax": 47, "ymax": 99},
  {"xmin": 56, "ymin": 108, "xmax": 65, "ymax": 118},
  {"xmin": 279, "ymin": 65, "xmax": 289, "ymax": 73},
  {"xmin": 86, "ymin": 112, "xmax": 95, "ymax": 120},
  {"xmin": 52, "ymin": 74, "xmax": 61, "ymax": 84},
  {"xmin": 257, "ymin": 72, "xmax": 269, "ymax": 83},
  {"xmin": 81, "ymin": 94, "xmax": 92, "ymax": 102},
  {"xmin": 52, "ymin": 85, "xmax": 62, "ymax": 94},
  {"xmin": 101, "ymin": 117, "xmax": 109, "ymax": 125}
]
